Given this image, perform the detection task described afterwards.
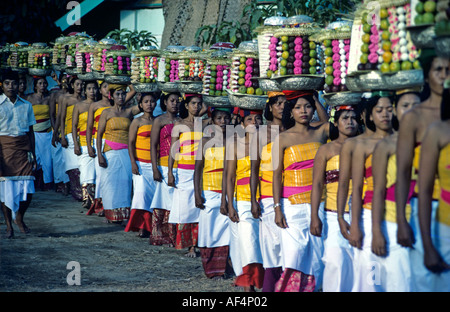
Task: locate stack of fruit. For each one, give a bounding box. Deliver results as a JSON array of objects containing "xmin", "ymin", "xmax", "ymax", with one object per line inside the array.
[
  {"xmin": 202, "ymin": 50, "xmax": 232, "ymax": 96},
  {"xmin": 413, "ymin": 0, "xmax": 439, "ymax": 25},
  {"xmin": 229, "ymin": 41, "xmax": 263, "ymax": 95},
  {"xmin": 131, "ymin": 46, "xmax": 159, "ymax": 84},
  {"xmin": 254, "ymin": 15, "xmax": 286, "ymax": 78},
  {"xmin": 105, "ymin": 45, "xmax": 132, "ymax": 76},
  {"xmin": 9, "ymin": 42, "xmax": 29, "ymax": 70},
  {"xmin": 356, "ymin": 3, "xmax": 420, "ymax": 73},
  {"xmin": 435, "ymin": 0, "xmax": 450, "ymax": 34},
  {"xmin": 75, "ymin": 40, "xmax": 97, "ymax": 74},
  {"xmin": 316, "ymin": 21, "xmax": 353, "ymax": 93},
  {"xmin": 28, "ymin": 48, "xmax": 52, "ymax": 70},
  {"xmin": 93, "ymin": 38, "xmax": 117, "ymax": 73},
  {"xmin": 52, "ymin": 36, "xmax": 69, "ymax": 69},
  {"xmin": 157, "ymin": 45, "xmax": 185, "ymax": 83},
  {"xmin": 178, "ymin": 46, "xmax": 206, "ymax": 82}
]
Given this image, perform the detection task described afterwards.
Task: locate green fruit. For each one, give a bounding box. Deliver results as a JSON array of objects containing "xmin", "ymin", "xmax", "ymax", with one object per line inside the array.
[
  {"xmin": 360, "ymin": 53, "xmax": 369, "ymax": 64},
  {"xmin": 415, "ymin": 2, "xmax": 424, "ymax": 14},
  {"xmin": 323, "ymin": 39, "xmax": 332, "ymax": 47},
  {"xmin": 239, "ymin": 86, "xmax": 247, "ymax": 94},
  {"xmin": 240, "ymin": 57, "xmax": 247, "ymax": 64},
  {"xmin": 401, "ymin": 60, "xmax": 412, "ymax": 71},
  {"xmin": 209, "ymin": 90, "xmax": 215, "ymax": 96},
  {"xmin": 238, "ymin": 71, "xmax": 245, "ymax": 78},
  {"xmin": 361, "ymin": 43, "xmax": 369, "ymax": 53},
  {"xmin": 280, "ymin": 67, "xmax": 287, "ymax": 76},
  {"xmin": 255, "ymin": 88, "xmax": 263, "ymax": 95},
  {"xmin": 380, "ymin": 62, "xmax": 390, "ymax": 73},
  {"xmin": 390, "ymin": 62, "xmax": 401, "ymax": 72},
  {"xmin": 309, "ymin": 42, "xmax": 316, "ymax": 49},
  {"xmin": 423, "ymin": 12, "xmax": 435, "ymax": 24},
  {"xmin": 309, "ymin": 67, "xmax": 317, "ymax": 74},
  {"xmin": 210, "ymin": 77, "xmax": 216, "ymax": 84},
  {"xmin": 325, "ymin": 47, "xmax": 333, "ymax": 57},
  {"xmin": 309, "ymin": 58, "xmax": 317, "ymax": 66},
  {"xmin": 309, "ymin": 50, "xmax": 317, "ymax": 58},
  {"xmin": 325, "ymin": 75, "xmax": 334, "ymax": 86},
  {"xmin": 282, "ymin": 43, "xmax": 289, "ymax": 51},
  {"xmin": 215, "ymin": 90, "xmax": 222, "ymax": 96},
  {"xmin": 414, "ymin": 14, "xmax": 424, "ymax": 25},
  {"xmin": 363, "ymin": 23, "xmax": 371, "ymax": 33},
  {"xmin": 221, "ymin": 91, "xmax": 228, "ymax": 96},
  {"xmin": 280, "ymin": 59, "xmax": 288, "ymax": 67},
  {"xmin": 424, "ymin": 1, "xmax": 436, "ymax": 13},
  {"xmin": 267, "ymin": 70, "xmax": 273, "ymax": 78},
  {"xmin": 210, "ymin": 65, "xmax": 217, "ymax": 71},
  {"xmin": 413, "ymin": 60, "xmax": 422, "ymax": 69}
]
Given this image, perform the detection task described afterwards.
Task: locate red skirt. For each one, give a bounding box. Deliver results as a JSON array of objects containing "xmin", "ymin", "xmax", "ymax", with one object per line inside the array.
[
  {"xmin": 275, "ymin": 268, "xmax": 316, "ymax": 292},
  {"xmin": 150, "ymin": 208, "xmax": 176, "ymax": 246},
  {"xmin": 124, "ymin": 209, "xmax": 152, "ymax": 232},
  {"xmin": 234, "ymin": 263, "xmax": 265, "ymax": 289},
  {"xmin": 200, "ymin": 246, "xmax": 229, "ymax": 278},
  {"xmin": 175, "ymin": 223, "xmax": 198, "ymax": 249}
]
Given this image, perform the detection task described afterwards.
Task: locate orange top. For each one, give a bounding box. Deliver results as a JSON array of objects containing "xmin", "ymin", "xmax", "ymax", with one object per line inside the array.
[
  {"xmin": 438, "ymin": 144, "xmax": 450, "ymax": 226},
  {"xmin": 103, "ymin": 117, "xmax": 131, "ymax": 153}
]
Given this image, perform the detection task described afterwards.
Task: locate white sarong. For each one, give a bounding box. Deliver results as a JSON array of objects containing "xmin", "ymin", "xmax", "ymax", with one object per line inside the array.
[
  {"xmin": 279, "ymin": 199, "xmax": 324, "ymax": 289},
  {"xmin": 168, "ymin": 168, "xmax": 199, "ymax": 224},
  {"xmin": 78, "ymin": 146, "xmax": 95, "ymax": 184},
  {"xmin": 259, "ymin": 197, "xmax": 282, "ymax": 269},
  {"xmin": 197, "ymin": 190, "xmax": 230, "ymax": 248},
  {"xmin": 51, "ymin": 140, "xmax": 69, "ymax": 184},
  {"xmin": 150, "ymin": 165, "xmax": 176, "ymax": 211},
  {"xmin": 63, "ymin": 135, "xmax": 79, "ymax": 172},
  {"xmin": 232, "ymin": 201, "xmax": 263, "ymax": 269},
  {"xmin": 0, "ymin": 179, "xmax": 34, "ymax": 220},
  {"xmin": 34, "ymin": 131, "xmax": 53, "ymax": 183},
  {"xmin": 131, "ymin": 161, "xmax": 156, "ymax": 213},
  {"xmin": 321, "ymin": 210, "xmax": 354, "ymax": 292},
  {"xmin": 93, "ymin": 138, "xmax": 104, "ymax": 198},
  {"xmin": 99, "ymin": 148, "xmax": 132, "ymax": 210}
]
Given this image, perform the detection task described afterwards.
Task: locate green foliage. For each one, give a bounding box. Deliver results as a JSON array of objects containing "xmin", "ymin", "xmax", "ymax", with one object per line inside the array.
[{"xmin": 106, "ymin": 29, "xmax": 159, "ymax": 50}]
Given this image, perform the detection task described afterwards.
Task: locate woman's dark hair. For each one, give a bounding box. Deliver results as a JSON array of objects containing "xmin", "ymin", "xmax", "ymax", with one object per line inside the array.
[
  {"xmin": 442, "ymin": 87, "xmax": 450, "ymax": 121},
  {"xmin": 391, "ymin": 91, "xmax": 421, "ymax": 131},
  {"xmin": 211, "ymin": 108, "xmax": 231, "ymax": 122},
  {"xmin": 281, "ymin": 94, "xmax": 316, "ymax": 130},
  {"xmin": 361, "ymin": 95, "xmax": 394, "ymax": 132},
  {"xmin": 329, "ymin": 108, "xmax": 362, "ymax": 141},
  {"xmin": 139, "ymin": 92, "xmax": 157, "ymax": 103},
  {"xmin": 160, "ymin": 91, "xmax": 181, "ymax": 112},
  {"xmin": 179, "ymin": 94, "xmax": 202, "ymax": 119},
  {"xmin": 264, "ymin": 95, "xmax": 284, "ymax": 121},
  {"xmin": 67, "ymin": 75, "xmax": 80, "ymax": 94}
]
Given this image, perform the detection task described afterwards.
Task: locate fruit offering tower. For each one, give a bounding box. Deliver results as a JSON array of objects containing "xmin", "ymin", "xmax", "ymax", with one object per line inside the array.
[
  {"xmin": 157, "ymin": 45, "xmax": 185, "ymax": 83},
  {"xmin": 65, "ymin": 34, "xmax": 91, "ymax": 69},
  {"xmin": 412, "ymin": 0, "xmax": 440, "ymax": 25},
  {"xmin": 202, "ymin": 49, "xmax": 232, "ymax": 97},
  {"xmin": 28, "ymin": 47, "xmax": 52, "ymax": 70},
  {"xmin": 352, "ymin": 1, "xmax": 420, "ymax": 74},
  {"xmin": 229, "ymin": 41, "xmax": 262, "ymax": 95},
  {"xmin": 178, "ymin": 45, "xmax": 206, "ymax": 82},
  {"xmin": 254, "ymin": 15, "xmax": 286, "ymax": 78},
  {"xmin": 93, "ymin": 38, "xmax": 118, "ymax": 73},
  {"xmin": 9, "ymin": 42, "xmax": 29, "ymax": 70},
  {"xmin": 105, "ymin": 45, "xmax": 132, "ymax": 76},
  {"xmin": 315, "ymin": 21, "xmax": 353, "ymax": 93},
  {"xmin": 131, "ymin": 46, "xmax": 159, "ymax": 84},
  {"xmin": 52, "ymin": 36, "xmax": 69, "ymax": 69},
  {"xmin": 75, "ymin": 40, "xmax": 97, "ymax": 74}
]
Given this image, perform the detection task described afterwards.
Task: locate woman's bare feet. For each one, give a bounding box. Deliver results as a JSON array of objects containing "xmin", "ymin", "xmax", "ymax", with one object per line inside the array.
[{"xmin": 184, "ymin": 246, "xmax": 197, "ymax": 258}]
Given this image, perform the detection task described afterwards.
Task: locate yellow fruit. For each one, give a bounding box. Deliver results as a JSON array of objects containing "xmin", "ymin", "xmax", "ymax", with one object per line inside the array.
[
  {"xmin": 382, "ymin": 51, "xmax": 392, "ymax": 63},
  {"xmin": 281, "ymin": 36, "xmax": 289, "ymax": 43},
  {"xmin": 247, "ymin": 87, "xmax": 255, "ymax": 95},
  {"xmin": 380, "ymin": 8, "xmax": 388, "ymax": 19},
  {"xmin": 381, "ymin": 30, "xmax": 390, "ymax": 41},
  {"xmin": 362, "ymin": 33, "xmax": 371, "ymax": 43},
  {"xmin": 239, "ymin": 63, "xmax": 246, "ymax": 71},
  {"xmin": 325, "ymin": 57, "xmax": 333, "ymax": 66},
  {"xmin": 380, "ymin": 62, "xmax": 391, "ymax": 73},
  {"xmin": 382, "ymin": 41, "xmax": 392, "ymax": 52}
]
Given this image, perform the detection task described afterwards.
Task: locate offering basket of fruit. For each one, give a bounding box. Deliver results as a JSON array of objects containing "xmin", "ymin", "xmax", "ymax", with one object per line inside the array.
[
  {"xmin": 202, "ymin": 48, "xmax": 233, "ymax": 108},
  {"xmin": 65, "ymin": 33, "xmax": 91, "ymax": 71},
  {"xmin": 346, "ymin": 1, "xmax": 422, "ymax": 91},
  {"xmin": 269, "ymin": 17, "xmax": 324, "ymax": 90},
  {"xmin": 93, "ymin": 38, "xmax": 118, "ymax": 75},
  {"xmin": 433, "ymin": 0, "xmax": 450, "ymax": 58},
  {"xmin": 10, "ymin": 42, "xmax": 29, "ymax": 73},
  {"xmin": 75, "ymin": 39, "xmax": 97, "ymax": 75},
  {"xmin": 131, "ymin": 46, "xmax": 159, "ymax": 93},
  {"xmin": 157, "ymin": 45, "xmax": 185, "ymax": 93},
  {"xmin": 52, "ymin": 36, "xmax": 70, "ymax": 70},
  {"xmin": 177, "ymin": 45, "xmax": 207, "ymax": 94},
  {"xmin": 28, "ymin": 43, "xmax": 53, "ymax": 77},
  {"xmin": 408, "ymin": 0, "xmax": 441, "ymax": 48},
  {"xmin": 103, "ymin": 45, "xmax": 132, "ymax": 84},
  {"xmin": 254, "ymin": 15, "xmax": 286, "ymax": 91}
]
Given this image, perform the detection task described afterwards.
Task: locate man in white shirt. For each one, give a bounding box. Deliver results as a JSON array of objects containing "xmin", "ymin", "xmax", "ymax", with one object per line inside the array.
[{"xmin": 0, "ymin": 70, "xmax": 37, "ymax": 238}]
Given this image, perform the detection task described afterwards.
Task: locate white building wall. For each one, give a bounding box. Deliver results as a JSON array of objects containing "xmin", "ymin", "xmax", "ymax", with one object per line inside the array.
[{"xmin": 120, "ymin": 9, "xmax": 164, "ymax": 48}]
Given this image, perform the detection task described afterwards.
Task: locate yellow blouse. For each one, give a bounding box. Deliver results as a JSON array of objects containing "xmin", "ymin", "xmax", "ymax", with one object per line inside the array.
[
  {"xmin": 178, "ymin": 131, "xmax": 203, "ymax": 170},
  {"xmin": 282, "ymin": 142, "xmax": 323, "ymax": 205},
  {"xmin": 260, "ymin": 142, "xmax": 273, "ymax": 198},
  {"xmin": 362, "ymin": 154, "xmax": 374, "ymax": 210},
  {"xmin": 135, "ymin": 124, "xmax": 152, "ymax": 163},
  {"xmin": 103, "ymin": 117, "xmax": 131, "ymax": 153},
  {"xmin": 203, "ymin": 146, "xmax": 225, "ymax": 192},
  {"xmin": 438, "ymin": 143, "xmax": 450, "ymax": 226},
  {"xmin": 65, "ymin": 104, "xmax": 75, "ymax": 135},
  {"xmin": 325, "ymin": 154, "xmax": 351, "ymax": 213},
  {"xmin": 236, "ymin": 155, "xmax": 258, "ymax": 202},
  {"xmin": 413, "ymin": 143, "xmax": 441, "ymax": 200},
  {"xmin": 77, "ymin": 111, "xmax": 90, "ymax": 147},
  {"xmin": 32, "ymin": 104, "xmax": 51, "ymax": 132}
]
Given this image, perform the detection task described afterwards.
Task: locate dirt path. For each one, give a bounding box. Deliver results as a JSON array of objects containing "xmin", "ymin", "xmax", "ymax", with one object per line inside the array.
[{"xmin": 0, "ymin": 189, "xmax": 242, "ymax": 292}]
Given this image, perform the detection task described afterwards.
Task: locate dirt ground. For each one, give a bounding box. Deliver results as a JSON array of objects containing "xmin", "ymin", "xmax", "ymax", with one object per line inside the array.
[{"xmin": 0, "ymin": 189, "xmax": 243, "ymax": 293}]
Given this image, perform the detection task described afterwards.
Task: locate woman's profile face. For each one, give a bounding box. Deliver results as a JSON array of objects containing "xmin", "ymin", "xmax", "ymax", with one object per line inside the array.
[
  {"xmin": 427, "ymin": 57, "xmax": 449, "ymax": 97},
  {"xmin": 395, "ymin": 93, "xmax": 420, "ymax": 121},
  {"xmin": 271, "ymin": 96, "xmax": 286, "ymax": 120}
]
